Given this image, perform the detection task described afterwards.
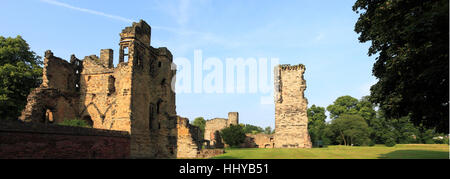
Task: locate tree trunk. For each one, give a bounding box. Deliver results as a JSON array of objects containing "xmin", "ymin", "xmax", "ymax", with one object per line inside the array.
[{"xmin": 340, "ymin": 131, "xmax": 346, "ymax": 146}]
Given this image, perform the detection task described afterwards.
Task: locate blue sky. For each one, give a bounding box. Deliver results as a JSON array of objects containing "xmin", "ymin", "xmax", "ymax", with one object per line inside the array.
[{"xmin": 1, "ymin": 0, "xmax": 377, "ymax": 128}]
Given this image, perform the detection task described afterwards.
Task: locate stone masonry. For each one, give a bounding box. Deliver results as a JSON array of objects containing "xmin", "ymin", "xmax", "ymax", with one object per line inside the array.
[
  {"xmin": 176, "ymin": 116, "xmax": 202, "ymax": 158},
  {"xmin": 274, "ymin": 64, "xmax": 312, "ymax": 148},
  {"xmin": 204, "ymin": 112, "xmax": 239, "ymax": 148},
  {"xmin": 18, "ymin": 20, "xmax": 202, "ymax": 158},
  {"xmin": 241, "ymin": 133, "xmax": 274, "ymax": 148}
]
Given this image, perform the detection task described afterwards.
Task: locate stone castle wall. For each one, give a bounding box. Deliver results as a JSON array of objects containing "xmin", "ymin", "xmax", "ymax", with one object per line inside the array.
[
  {"xmin": 274, "ymin": 64, "xmax": 312, "ymax": 148},
  {"xmin": 176, "ymin": 116, "xmax": 202, "ymax": 158},
  {"xmin": 0, "ymin": 120, "xmax": 130, "ymax": 159},
  {"xmin": 16, "ymin": 20, "xmax": 201, "ymax": 159},
  {"xmin": 204, "ymin": 112, "xmax": 239, "ymax": 148},
  {"xmin": 241, "ymin": 133, "xmax": 275, "ymax": 148}
]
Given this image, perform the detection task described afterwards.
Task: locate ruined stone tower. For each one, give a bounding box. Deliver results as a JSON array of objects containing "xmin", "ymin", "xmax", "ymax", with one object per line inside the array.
[
  {"xmin": 19, "ymin": 20, "xmax": 188, "ymax": 158},
  {"xmin": 204, "ymin": 112, "xmax": 239, "ymax": 148},
  {"xmin": 274, "ymin": 64, "xmax": 312, "ymax": 148}
]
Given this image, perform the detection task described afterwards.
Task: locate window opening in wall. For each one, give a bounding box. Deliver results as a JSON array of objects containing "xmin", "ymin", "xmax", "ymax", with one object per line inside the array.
[
  {"xmin": 108, "ymin": 75, "xmax": 116, "ymax": 95},
  {"xmin": 156, "ymin": 99, "xmax": 162, "ymax": 114},
  {"xmin": 45, "ymin": 109, "xmax": 54, "ymax": 123},
  {"xmin": 149, "ymin": 103, "xmax": 156, "ymax": 130},
  {"xmin": 123, "ymin": 47, "xmax": 129, "ymax": 62}
]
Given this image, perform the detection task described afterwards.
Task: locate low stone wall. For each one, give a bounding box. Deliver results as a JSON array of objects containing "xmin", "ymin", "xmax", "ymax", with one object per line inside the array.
[
  {"xmin": 241, "ymin": 133, "xmax": 274, "ymax": 148},
  {"xmin": 0, "ymin": 120, "xmax": 130, "ymax": 159},
  {"xmin": 197, "ymin": 149, "xmax": 225, "ymax": 159}
]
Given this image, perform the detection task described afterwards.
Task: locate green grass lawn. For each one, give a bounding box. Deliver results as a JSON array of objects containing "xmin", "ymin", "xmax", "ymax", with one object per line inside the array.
[{"xmin": 211, "ymin": 144, "xmax": 449, "ymax": 159}]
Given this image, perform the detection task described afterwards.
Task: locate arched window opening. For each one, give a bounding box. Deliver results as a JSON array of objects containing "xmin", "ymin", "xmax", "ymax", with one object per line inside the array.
[{"xmin": 108, "ymin": 75, "xmax": 116, "ymax": 95}]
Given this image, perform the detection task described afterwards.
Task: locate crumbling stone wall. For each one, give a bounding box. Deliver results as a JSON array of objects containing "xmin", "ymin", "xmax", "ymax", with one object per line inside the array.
[
  {"xmin": 18, "ymin": 20, "xmax": 192, "ymax": 159},
  {"xmin": 204, "ymin": 112, "xmax": 239, "ymax": 148},
  {"xmin": 176, "ymin": 116, "xmax": 202, "ymax": 158},
  {"xmin": 241, "ymin": 133, "xmax": 274, "ymax": 148},
  {"xmin": 274, "ymin": 64, "xmax": 312, "ymax": 148},
  {"xmin": 19, "ymin": 51, "xmax": 81, "ymax": 124}
]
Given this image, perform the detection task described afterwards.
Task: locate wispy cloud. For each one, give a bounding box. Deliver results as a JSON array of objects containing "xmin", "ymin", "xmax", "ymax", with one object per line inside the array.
[
  {"xmin": 40, "ymin": 0, "xmax": 135, "ymax": 23},
  {"xmin": 38, "ymin": 0, "xmax": 241, "ymax": 54}
]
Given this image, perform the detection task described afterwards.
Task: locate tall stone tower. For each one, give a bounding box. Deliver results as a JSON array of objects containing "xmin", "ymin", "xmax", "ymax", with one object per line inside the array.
[
  {"xmin": 227, "ymin": 112, "xmax": 239, "ymax": 126},
  {"xmin": 274, "ymin": 64, "xmax": 312, "ymax": 148}
]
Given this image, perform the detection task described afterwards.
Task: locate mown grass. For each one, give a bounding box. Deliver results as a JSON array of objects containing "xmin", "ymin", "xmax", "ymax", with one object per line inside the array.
[{"xmin": 211, "ymin": 144, "xmax": 449, "ymax": 159}]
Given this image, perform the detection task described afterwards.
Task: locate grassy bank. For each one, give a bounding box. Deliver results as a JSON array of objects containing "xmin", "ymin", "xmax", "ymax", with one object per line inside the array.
[{"xmin": 211, "ymin": 144, "xmax": 449, "ymax": 159}]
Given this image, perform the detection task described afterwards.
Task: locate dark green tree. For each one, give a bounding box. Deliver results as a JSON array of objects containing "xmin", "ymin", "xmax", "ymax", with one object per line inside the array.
[
  {"xmin": 327, "ymin": 96, "xmax": 376, "ymax": 122},
  {"xmin": 242, "ymin": 124, "xmax": 264, "ymax": 134},
  {"xmin": 329, "ymin": 114, "xmax": 371, "ymax": 146},
  {"xmin": 326, "ymin": 96, "xmax": 359, "ymax": 119},
  {"xmin": 307, "ymin": 105, "xmax": 330, "ymax": 146},
  {"xmin": 264, "ymin": 126, "xmax": 274, "ymax": 134},
  {"xmin": 353, "ymin": 0, "xmax": 449, "ymax": 133},
  {"xmin": 307, "ymin": 105, "xmax": 327, "ymax": 123},
  {"xmin": 192, "ymin": 117, "xmax": 206, "ymax": 140},
  {"xmin": 220, "ymin": 124, "xmax": 246, "ymax": 147},
  {"xmin": 0, "ymin": 36, "xmax": 42, "ymax": 120}
]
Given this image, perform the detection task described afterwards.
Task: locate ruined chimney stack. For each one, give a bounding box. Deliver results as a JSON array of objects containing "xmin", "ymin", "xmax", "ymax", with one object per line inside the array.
[{"xmin": 100, "ymin": 49, "xmax": 114, "ymax": 68}]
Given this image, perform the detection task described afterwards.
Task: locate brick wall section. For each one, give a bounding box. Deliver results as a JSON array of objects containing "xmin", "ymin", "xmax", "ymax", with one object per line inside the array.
[{"xmin": 0, "ymin": 121, "xmax": 130, "ymax": 159}]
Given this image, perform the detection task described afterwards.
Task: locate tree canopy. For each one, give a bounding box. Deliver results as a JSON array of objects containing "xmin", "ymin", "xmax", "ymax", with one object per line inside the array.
[
  {"xmin": 220, "ymin": 124, "xmax": 246, "ymax": 147},
  {"xmin": 192, "ymin": 117, "xmax": 206, "ymax": 140},
  {"xmin": 353, "ymin": 0, "xmax": 449, "ymax": 133},
  {"xmin": 0, "ymin": 36, "xmax": 42, "ymax": 120},
  {"xmin": 329, "ymin": 114, "xmax": 370, "ymax": 146}
]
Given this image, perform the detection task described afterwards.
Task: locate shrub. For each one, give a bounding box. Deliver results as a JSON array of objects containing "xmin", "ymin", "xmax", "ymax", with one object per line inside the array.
[
  {"xmin": 367, "ymin": 140, "xmax": 375, "ymax": 147},
  {"xmin": 385, "ymin": 138, "xmax": 396, "ymax": 147},
  {"xmin": 220, "ymin": 125, "xmax": 246, "ymax": 147}
]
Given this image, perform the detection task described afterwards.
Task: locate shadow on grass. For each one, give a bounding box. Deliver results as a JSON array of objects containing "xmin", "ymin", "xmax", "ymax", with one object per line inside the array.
[
  {"xmin": 211, "ymin": 156, "xmax": 239, "ymax": 159},
  {"xmin": 378, "ymin": 150, "xmax": 449, "ymax": 159}
]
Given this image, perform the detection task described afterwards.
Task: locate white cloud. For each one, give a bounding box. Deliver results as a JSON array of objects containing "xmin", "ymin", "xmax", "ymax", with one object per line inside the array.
[{"xmin": 40, "ymin": 0, "xmax": 135, "ymax": 23}]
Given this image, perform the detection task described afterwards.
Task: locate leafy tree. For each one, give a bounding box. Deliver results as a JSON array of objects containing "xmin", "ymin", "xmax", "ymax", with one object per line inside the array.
[
  {"xmin": 415, "ymin": 125, "xmax": 438, "ymax": 144},
  {"xmin": 327, "ymin": 96, "xmax": 359, "ymax": 119},
  {"xmin": 307, "ymin": 105, "xmax": 327, "ymax": 123},
  {"xmin": 0, "ymin": 36, "xmax": 42, "ymax": 120},
  {"xmin": 389, "ymin": 116, "xmax": 419, "ymax": 144},
  {"xmin": 327, "ymin": 96, "xmax": 376, "ymax": 122},
  {"xmin": 307, "ymin": 105, "xmax": 330, "ymax": 146},
  {"xmin": 353, "ymin": 0, "xmax": 449, "ymax": 133},
  {"xmin": 356, "ymin": 96, "xmax": 377, "ymax": 125},
  {"xmin": 192, "ymin": 117, "xmax": 206, "ymax": 139},
  {"xmin": 220, "ymin": 124, "xmax": 246, "ymax": 147},
  {"xmin": 242, "ymin": 124, "xmax": 264, "ymax": 134},
  {"xmin": 264, "ymin": 126, "xmax": 274, "ymax": 134},
  {"xmin": 329, "ymin": 114, "xmax": 371, "ymax": 146}
]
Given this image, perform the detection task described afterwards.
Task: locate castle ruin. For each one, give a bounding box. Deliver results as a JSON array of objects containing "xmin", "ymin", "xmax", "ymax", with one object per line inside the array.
[
  {"xmin": 274, "ymin": 64, "xmax": 312, "ymax": 148},
  {"xmin": 15, "ymin": 20, "xmax": 311, "ymax": 159},
  {"xmin": 203, "ymin": 112, "xmax": 239, "ymax": 148},
  {"xmin": 18, "ymin": 20, "xmax": 202, "ymax": 158}
]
